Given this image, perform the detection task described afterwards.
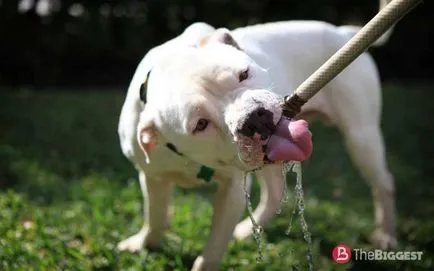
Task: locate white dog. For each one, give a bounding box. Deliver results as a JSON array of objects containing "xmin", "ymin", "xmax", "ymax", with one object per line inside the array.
[{"xmin": 117, "ymin": 1, "xmax": 396, "ymax": 270}]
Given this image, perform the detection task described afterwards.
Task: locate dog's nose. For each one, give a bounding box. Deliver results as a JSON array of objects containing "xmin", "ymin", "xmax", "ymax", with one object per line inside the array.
[{"xmin": 238, "ymin": 107, "xmax": 275, "ymax": 140}]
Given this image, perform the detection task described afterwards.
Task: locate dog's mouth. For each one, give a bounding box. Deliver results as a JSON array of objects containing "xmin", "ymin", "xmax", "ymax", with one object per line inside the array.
[{"xmin": 235, "ymin": 117, "xmax": 313, "ymax": 169}]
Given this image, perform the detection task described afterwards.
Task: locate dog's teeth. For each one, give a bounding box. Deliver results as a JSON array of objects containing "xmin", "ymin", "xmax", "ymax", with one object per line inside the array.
[{"xmin": 263, "ymin": 153, "xmax": 272, "ymax": 163}]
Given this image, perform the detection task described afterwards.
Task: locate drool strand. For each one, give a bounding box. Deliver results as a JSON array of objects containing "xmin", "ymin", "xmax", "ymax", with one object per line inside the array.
[
  {"xmin": 283, "ymin": 161, "xmax": 314, "ymax": 271},
  {"xmin": 243, "ymin": 172, "xmax": 264, "ymax": 263}
]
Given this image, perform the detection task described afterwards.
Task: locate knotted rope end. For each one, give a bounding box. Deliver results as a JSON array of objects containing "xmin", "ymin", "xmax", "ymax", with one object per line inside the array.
[{"xmin": 281, "ymin": 94, "xmax": 307, "ymax": 119}]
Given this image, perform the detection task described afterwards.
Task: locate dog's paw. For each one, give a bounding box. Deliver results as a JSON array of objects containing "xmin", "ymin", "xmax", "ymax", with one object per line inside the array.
[
  {"xmin": 233, "ymin": 220, "xmax": 254, "ymax": 240},
  {"xmin": 118, "ymin": 227, "xmax": 164, "ymax": 252},
  {"xmin": 117, "ymin": 231, "xmax": 147, "ymax": 252},
  {"xmin": 370, "ymin": 228, "xmax": 398, "ymax": 250},
  {"xmin": 191, "ymin": 256, "xmax": 219, "ymax": 271}
]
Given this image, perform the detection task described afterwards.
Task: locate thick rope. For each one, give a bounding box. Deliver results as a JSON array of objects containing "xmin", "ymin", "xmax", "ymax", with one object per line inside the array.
[{"xmin": 282, "ymin": 0, "xmax": 422, "ymax": 118}]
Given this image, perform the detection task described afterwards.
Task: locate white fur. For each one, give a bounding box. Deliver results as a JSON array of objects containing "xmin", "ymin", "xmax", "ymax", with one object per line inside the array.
[{"xmin": 117, "ymin": 18, "xmax": 396, "ymax": 270}]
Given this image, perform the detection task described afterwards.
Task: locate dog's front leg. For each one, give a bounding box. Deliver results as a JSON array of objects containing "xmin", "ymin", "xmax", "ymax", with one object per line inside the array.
[
  {"xmin": 118, "ymin": 171, "xmax": 173, "ymax": 252},
  {"xmin": 192, "ymin": 173, "xmax": 246, "ymax": 271}
]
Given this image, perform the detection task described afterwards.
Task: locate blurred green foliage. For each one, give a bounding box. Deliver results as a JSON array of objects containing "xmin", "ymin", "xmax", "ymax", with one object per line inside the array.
[{"xmin": 0, "ymin": 83, "xmax": 433, "ymax": 270}]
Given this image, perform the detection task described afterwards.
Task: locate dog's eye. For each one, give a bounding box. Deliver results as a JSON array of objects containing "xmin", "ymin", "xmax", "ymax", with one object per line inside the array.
[
  {"xmin": 194, "ymin": 119, "xmax": 209, "ymax": 133},
  {"xmin": 238, "ymin": 69, "xmax": 249, "ymax": 82}
]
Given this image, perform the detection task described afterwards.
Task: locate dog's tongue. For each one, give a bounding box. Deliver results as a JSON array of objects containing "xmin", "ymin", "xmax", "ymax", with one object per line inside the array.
[{"xmin": 266, "ymin": 118, "xmax": 313, "ymax": 162}]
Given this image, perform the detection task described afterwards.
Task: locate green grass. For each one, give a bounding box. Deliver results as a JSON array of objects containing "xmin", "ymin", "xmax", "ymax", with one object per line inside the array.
[{"xmin": 1, "ymin": 82, "xmax": 433, "ymax": 270}]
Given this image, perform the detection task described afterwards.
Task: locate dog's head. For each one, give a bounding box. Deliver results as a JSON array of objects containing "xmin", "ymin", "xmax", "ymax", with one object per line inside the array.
[{"xmin": 137, "ymin": 28, "xmax": 312, "ymax": 172}]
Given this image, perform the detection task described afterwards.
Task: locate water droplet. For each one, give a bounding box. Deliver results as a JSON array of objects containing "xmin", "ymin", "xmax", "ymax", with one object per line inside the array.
[{"xmin": 281, "ymin": 162, "xmax": 314, "ymax": 271}]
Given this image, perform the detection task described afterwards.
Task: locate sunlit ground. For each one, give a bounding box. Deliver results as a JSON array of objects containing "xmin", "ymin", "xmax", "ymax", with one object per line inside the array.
[{"xmin": 1, "ymin": 82, "xmax": 433, "ymax": 270}]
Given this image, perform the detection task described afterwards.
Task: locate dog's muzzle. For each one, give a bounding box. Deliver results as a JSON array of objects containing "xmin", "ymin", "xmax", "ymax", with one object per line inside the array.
[
  {"xmin": 237, "ymin": 107, "xmax": 276, "ymax": 141},
  {"xmin": 233, "ymin": 105, "xmax": 313, "ymax": 166}
]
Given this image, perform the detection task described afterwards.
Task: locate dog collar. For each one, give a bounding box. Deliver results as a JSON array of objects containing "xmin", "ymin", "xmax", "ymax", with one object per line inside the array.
[
  {"xmin": 166, "ymin": 143, "xmax": 215, "ymax": 183},
  {"xmin": 196, "ymin": 165, "xmax": 215, "ymax": 183},
  {"xmin": 138, "ymin": 71, "xmax": 215, "ymax": 183},
  {"xmin": 139, "ymin": 70, "xmax": 151, "ymax": 104}
]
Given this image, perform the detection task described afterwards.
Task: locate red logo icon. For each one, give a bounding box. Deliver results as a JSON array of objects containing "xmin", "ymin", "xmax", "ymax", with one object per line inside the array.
[{"xmin": 332, "ymin": 244, "xmax": 352, "ymax": 264}]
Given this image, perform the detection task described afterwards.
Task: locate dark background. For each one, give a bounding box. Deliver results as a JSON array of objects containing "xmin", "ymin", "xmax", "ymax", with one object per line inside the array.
[
  {"xmin": 0, "ymin": 0, "xmax": 432, "ymax": 89},
  {"xmin": 1, "ymin": 1, "xmax": 434, "ymax": 269}
]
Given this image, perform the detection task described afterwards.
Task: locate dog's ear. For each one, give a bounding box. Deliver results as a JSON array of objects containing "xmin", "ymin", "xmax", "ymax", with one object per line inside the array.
[
  {"xmin": 137, "ymin": 111, "xmax": 158, "ymax": 164},
  {"xmin": 199, "ymin": 28, "xmax": 242, "ymax": 50}
]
